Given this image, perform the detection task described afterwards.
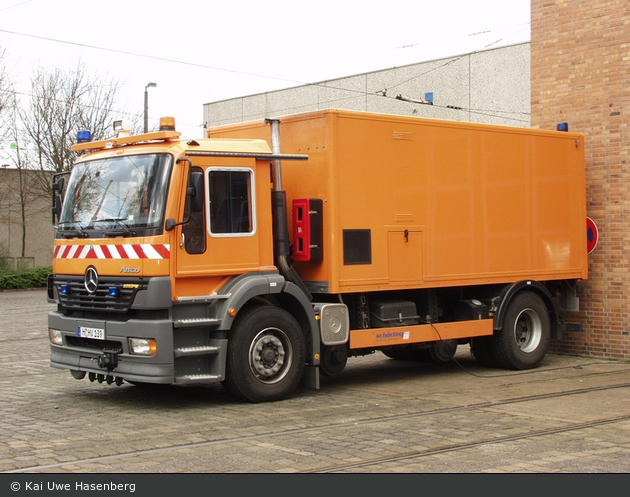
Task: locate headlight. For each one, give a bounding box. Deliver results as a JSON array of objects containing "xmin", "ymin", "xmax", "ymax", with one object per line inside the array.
[
  {"xmin": 129, "ymin": 338, "xmax": 157, "ymax": 356},
  {"xmin": 49, "ymin": 329, "xmax": 63, "ymax": 345}
]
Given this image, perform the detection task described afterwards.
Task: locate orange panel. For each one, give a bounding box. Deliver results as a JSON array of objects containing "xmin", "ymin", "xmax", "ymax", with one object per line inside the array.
[
  {"xmin": 209, "ymin": 109, "xmax": 588, "ymax": 294},
  {"xmin": 349, "ymin": 319, "xmax": 494, "ymax": 349}
]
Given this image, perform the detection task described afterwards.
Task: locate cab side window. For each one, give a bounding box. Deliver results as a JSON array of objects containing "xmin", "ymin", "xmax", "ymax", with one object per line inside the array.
[{"xmin": 208, "ymin": 169, "xmax": 255, "ymax": 235}]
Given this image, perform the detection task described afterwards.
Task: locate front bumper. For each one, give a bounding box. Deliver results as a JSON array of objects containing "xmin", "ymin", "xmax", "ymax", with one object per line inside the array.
[{"xmin": 48, "ymin": 311, "xmax": 176, "ymax": 384}]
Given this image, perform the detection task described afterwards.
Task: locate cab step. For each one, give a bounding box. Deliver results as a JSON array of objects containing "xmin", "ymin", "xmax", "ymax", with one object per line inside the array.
[{"xmin": 174, "ymin": 345, "xmax": 221, "ymax": 357}]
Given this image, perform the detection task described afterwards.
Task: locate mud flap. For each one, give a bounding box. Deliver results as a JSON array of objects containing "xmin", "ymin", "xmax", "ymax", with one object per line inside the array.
[{"xmin": 301, "ymin": 365, "xmax": 320, "ymax": 389}]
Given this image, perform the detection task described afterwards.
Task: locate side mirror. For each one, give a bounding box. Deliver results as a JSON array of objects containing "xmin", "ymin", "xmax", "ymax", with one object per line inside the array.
[
  {"xmin": 51, "ymin": 174, "xmax": 67, "ymax": 224},
  {"xmin": 52, "ymin": 177, "xmax": 65, "ymax": 192},
  {"xmin": 166, "ymin": 160, "xmax": 204, "ymax": 231},
  {"xmin": 188, "ymin": 171, "xmax": 204, "ymax": 213},
  {"xmin": 52, "ymin": 196, "xmax": 63, "ymax": 224}
]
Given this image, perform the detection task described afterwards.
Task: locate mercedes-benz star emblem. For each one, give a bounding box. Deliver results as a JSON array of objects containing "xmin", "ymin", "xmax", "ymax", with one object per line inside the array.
[{"xmin": 84, "ymin": 266, "xmax": 99, "ymax": 294}]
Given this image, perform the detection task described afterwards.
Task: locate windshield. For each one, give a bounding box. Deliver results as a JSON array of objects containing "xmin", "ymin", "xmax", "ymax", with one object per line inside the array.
[{"xmin": 59, "ymin": 154, "xmax": 172, "ymax": 234}]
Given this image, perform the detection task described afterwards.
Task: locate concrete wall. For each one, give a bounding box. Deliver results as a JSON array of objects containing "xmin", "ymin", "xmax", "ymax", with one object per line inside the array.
[
  {"xmin": 0, "ymin": 168, "xmax": 54, "ymax": 269},
  {"xmin": 204, "ymin": 43, "xmax": 530, "ymax": 129}
]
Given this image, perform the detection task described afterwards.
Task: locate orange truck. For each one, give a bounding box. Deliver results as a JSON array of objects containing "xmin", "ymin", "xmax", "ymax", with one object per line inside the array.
[{"xmin": 48, "ymin": 109, "xmax": 587, "ymax": 402}]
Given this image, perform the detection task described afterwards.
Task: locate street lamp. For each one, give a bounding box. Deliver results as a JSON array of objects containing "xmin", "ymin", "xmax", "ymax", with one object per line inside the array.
[{"xmin": 144, "ymin": 82, "xmax": 157, "ymax": 133}]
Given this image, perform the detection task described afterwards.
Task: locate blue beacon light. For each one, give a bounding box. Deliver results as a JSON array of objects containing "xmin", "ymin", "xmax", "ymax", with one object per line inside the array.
[{"xmin": 77, "ymin": 130, "xmax": 92, "ymax": 143}]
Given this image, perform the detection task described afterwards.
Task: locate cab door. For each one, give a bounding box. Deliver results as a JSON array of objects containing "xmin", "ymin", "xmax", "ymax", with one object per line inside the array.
[{"xmin": 175, "ymin": 163, "xmax": 262, "ymax": 277}]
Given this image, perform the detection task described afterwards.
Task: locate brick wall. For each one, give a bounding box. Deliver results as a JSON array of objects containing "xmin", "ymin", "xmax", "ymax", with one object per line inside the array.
[{"xmin": 531, "ymin": 0, "xmax": 630, "ymax": 359}]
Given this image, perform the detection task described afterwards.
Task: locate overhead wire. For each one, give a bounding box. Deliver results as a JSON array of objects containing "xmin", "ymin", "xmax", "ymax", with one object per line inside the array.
[
  {"xmin": 0, "ymin": 27, "xmax": 310, "ymax": 87},
  {"xmin": 0, "ymin": 21, "xmax": 531, "ymax": 126}
]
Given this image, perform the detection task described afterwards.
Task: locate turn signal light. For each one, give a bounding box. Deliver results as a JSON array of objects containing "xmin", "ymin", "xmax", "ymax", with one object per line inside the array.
[{"xmin": 129, "ymin": 338, "xmax": 157, "ymax": 356}]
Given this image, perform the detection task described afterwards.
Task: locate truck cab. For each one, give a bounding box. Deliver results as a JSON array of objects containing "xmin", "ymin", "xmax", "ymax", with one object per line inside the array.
[{"xmin": 48, "ymin": 117, "xmax": 319, "ymax": 403}]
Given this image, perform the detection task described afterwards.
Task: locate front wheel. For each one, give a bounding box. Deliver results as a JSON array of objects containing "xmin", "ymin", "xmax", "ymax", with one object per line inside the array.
[
  {"xmin": 492, "ymin": 291, "xmax": 550, "ymax": 370},
  {"xmin": 222, "ymin": 305, "xmax": 306, "ymax": 403}
]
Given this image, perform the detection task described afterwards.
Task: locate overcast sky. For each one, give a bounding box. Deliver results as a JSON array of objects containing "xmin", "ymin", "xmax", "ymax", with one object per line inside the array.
[{"xmin": 0, "ymin": 0, "xmax": 530, "ymax": 140}]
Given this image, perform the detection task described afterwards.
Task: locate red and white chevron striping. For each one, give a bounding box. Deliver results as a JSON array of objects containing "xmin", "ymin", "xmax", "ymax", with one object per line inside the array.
[{"xmin": 54, "ymin": 244, "xmax": 170, "ymax": 260}]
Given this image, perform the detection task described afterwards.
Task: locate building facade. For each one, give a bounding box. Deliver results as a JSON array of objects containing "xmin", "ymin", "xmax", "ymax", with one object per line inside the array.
[
  {"xmin": 531, "ymin": 0, "xmax": 630, "ymax": 359},
  {"xmin": 0, "ymin": 168, "xmax": 53, "ymax": 269},
  {"xmin": 203, "ymin": 43, "xmax": 531, "ymax": 128}
]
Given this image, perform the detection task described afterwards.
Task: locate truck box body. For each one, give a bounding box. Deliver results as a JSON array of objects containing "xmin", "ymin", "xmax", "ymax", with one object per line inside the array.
[
  {"xmin": 46, "ymin": 110, "xmax": 588, "ymax": 403},
  {"xmin": 208, "ymin": 109, "xmax": 588, "ymax": 294}
]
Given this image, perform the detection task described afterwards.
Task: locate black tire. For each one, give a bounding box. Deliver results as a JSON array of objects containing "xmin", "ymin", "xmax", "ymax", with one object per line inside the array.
[
  {"xmin": 381, "ymin": 349, "xmax": 395, "ymax": 359},
  {"xmin": 381, "ymin": 346, "xmax": 406, "ymax": 360},
  {"xmin": 381, "ymin": 345, "xmax": 418, "ymax": 360},
  {"xmin": 492, "ymin": 291, "xmax": 551, "ymax": 370},
  {"xmin": 429, "ymin": 340, "xmax": 458, "ymax": 363},
  {"xmin": 382, "ymin": 344, "xmax": 440, "ymax": 362},
  {"xmin": 222, "ymin": 306, "xmax": 306, "ymax": 403},
  {"xmin": 407, "ymin": 345, "xmax": 432, "ymax": 362},
  {"xmin": 470, "ymin": 336, "xmax": 500, "ymax": 368}
]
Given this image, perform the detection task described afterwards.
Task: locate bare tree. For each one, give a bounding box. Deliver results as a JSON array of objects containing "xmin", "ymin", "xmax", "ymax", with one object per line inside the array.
[
  {"xmin": 0, "ymin": 61, "xmax": 48, "ymax": 259},
  {"xmin": 4, "ymin": 62, "xmax": 129, "ymax": 260},
  {"xmin": 20, "ymin": 63, "xmax": 125, "ymax": 176},
  {"xmin": 0, "ymin": 47, "xmax": 13, "ymax": 157},
  {"xmin": 0, "ymin": 46, "xmax": 15, "ymax": 262},
  {"xmin": 3, "ymin": 141, "xmax": 47, "ymax": 258}
]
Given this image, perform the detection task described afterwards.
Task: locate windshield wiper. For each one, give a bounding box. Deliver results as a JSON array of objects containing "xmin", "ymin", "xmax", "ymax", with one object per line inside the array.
[
  {"xmin": 90, "ymin": 217, "xmax": 137, "ymax": 237},
  {"xmin": 58, "ymin": 222, "xmax": 89, "ymax": 239}
]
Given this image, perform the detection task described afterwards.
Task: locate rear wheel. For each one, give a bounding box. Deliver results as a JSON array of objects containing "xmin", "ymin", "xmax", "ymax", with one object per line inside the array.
[
  {"xmin": 381, "ymin": 346, "xmax": 411, "ymax": 360},
  {"xmin": 492, "ymin": 291, "xmax": 550, "ymax": 370},
  {"xmin": 381, "ymin": 345, "xmax": 427, "ymax": 361},
  {"xmin": 222, "ymin": 306, "xmax": 306, "ymax": 403},
  {"xmin": 470, "ymin": 336, "xmax": 500, "ymax": 367},
  {"xmin": 429, "ymin": 340, "xmax": 458, "ymax": 363}
]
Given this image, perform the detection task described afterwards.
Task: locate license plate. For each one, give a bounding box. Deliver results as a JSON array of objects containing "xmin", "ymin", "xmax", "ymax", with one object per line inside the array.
[{"xmin": 78, "ymin": 326, "xmax": 105, "ymax": 340}]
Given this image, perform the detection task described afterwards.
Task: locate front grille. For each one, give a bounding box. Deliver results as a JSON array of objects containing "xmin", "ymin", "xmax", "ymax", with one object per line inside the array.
[{"xmin": 53, "ymin": 275, "xmax": 147, "ymax": 313}]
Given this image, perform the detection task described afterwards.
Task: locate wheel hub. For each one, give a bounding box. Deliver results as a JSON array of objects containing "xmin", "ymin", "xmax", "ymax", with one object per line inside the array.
[
  {"xmin": 514, "ymin": 308, "xmax": 542, "ymax": 353},
  {"xmin": 250, "ymin": 330, "xmax": 289, "ymax": 381}
]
